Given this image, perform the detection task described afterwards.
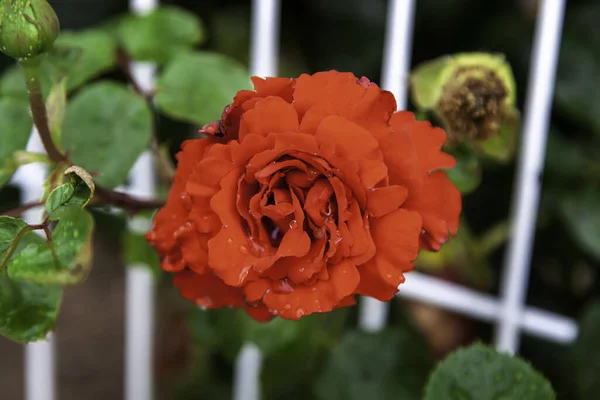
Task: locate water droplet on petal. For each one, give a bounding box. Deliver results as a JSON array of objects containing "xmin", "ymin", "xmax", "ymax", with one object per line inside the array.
[
  {"xmin": 295, "ymin": 307, "xmax": 306, "ymax": 318},
  {"xmin": 284, "ymin": 304, "xmax": 291, "ymax": 310},
  {"xmin": 238, "ymin": 268, "xmax": 249, "ymax": 284},
  {"xmin": 239, "ymin": 245, "xmax": 249, "ymax": 254},
  {"xmin": 274, "ymin": 278, "xmax": 294, "ymax": 293},
  {"xmin": 227, "ymin": 238, "xmax": 233, "ymax": 244},
  {"xmin": 298, "ymin": 267, "xmax": 305, "ymax": 273},
  {"xmin": 289, "ymin": 219, "xmax": 298, "ymax": 229},
  {"xmin": 386, "ymin": 273, "xmax": 392, "ymax": 278},
  {"xmin": 311, "ymin": 287, "xmax": 317, "ymax": 292}
]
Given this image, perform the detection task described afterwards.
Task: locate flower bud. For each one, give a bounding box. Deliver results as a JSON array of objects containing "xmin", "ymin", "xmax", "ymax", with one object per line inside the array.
[
  {"xmin": 410, "ymin": 53, "xmax": 518, "ymax": 146},
  {"xmin": 0, "ymin": 0, "xmax": 60, "ymax": 61}
]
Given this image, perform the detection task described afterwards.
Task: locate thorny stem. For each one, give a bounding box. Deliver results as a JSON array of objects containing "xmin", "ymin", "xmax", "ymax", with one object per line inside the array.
[{"xmin": 22, "ymin": 62, "xmax": 68, "ymax": 164}]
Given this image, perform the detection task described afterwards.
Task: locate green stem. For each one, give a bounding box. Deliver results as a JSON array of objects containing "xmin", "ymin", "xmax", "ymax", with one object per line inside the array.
[{"xmin": 21, "ymin": 61, "xmax": 67, "ymax": 164}]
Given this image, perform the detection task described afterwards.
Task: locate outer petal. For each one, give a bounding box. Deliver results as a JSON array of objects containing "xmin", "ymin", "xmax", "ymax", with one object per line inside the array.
[
  {"xmin": 146, "ymin": 139, "xmax": 211, "ymax": 261},
  {"xmin": 404, "ymin": 171, "xmax": 461, "ymax": 251},
  {"xmin": 384, "ymin": 111, "xmax": 461, "ymax": 250},
  {"xmin": 390, "ymin": 111, "xmax": 456, "ymax": 173},
  {"xmin": 239, "ymin": 96, "xmax": 299, "ymax": 140},
  {"xmin": 173, "ymin": 269, "xmax": 245, "ymax": 308},
  {"xmin": 357, "ymin": 209, "xmax": 421, "ymax": 301}
]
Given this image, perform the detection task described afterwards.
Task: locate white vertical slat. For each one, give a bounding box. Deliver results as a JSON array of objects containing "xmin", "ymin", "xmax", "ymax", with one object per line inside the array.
[
  {"xmin": 233, "ymin": 2, "xmax": 281, "ymax": 400},
  {"xmin": 125, "ymin": 2, "xmax": 158, "ymax": 400},
  {"xmin": 16, "ymin": 129, "xmax": 56, "ymax": 400},
  {"xmin": 496, "ymin": 0, "xmax": 566, "ymax": 353},
  {"xmin": 358, "ymin": 0, "xmax": 416, "ymax": 333}
]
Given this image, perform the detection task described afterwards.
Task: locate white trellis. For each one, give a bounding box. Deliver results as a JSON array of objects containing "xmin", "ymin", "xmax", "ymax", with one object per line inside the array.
[{"xmin": 11, "ymin": 0, "xmax": 575, "ymax": 399}]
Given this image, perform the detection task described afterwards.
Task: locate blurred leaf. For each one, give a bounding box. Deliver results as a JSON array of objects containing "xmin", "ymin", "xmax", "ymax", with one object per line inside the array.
[
  {"xmin": 0, "ymin": 98, "xmax": 33, "ymax": 186},
  {"xmin": 315, "ymin": 328, "xmax": 433, "ymax": 400},
  {"xmin": 45, "ymin": 166, "xmax": 95, "ymax": 220},
  {"xmin": 155, "ymin": 51, "xmax": 251, "ymax": 125},
  {"xmin": 61, "ymin": 82, "xmax": 153, "ymax": 188},
  {"xmin": 241, "ymin": 313, "xmax": 305, "ymax": 356},
  {"xmin": 571, "ymin": 300, "xmax": 600, "ymax": 400},
  {"xmin": 261, "ymin": 309, "xmax": 349, "ymax": 400},
  {"xmin": 424, "ymin": 342, "xmax": 555, "ymax": 400},
  {"xmin": 558, "ymin": 188, "xmax": 600, "ymax": 262},
  {"xmin": 188, "ymin": 307, "xmax": 244, "ymax": 361},
  {"xmin": 49, "ymin": 29, "xmax": 118, "ymax": 91},
  {"xmin": 555, "ymin": 4, "xmax": 600, "ymax": 136},
  {"xmin": 446, "ymin": 148, "xmax": 481, "ymax": 194},
  {"xmin": 0, "ymin": 231, "xmax": 62, "ymax": 343},
  {"xmin": 8, "ymin": 206, "xmax": 95, "ymax": 286},
  {"xmin": 46, "ymin": 78, "xmax": 66, "ymax": 147},
  {"xmin": 118, "ymin": 6, "xmax": 205, "ymax": 64}
]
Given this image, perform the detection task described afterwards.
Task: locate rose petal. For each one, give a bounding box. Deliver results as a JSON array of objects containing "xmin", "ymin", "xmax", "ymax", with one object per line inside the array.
[
  {"xmin": 357, "ymin": 209, "xmax": 421, "ymax": 301},
  {"xmin": 404, "ymin": 171, "xmax": 461, "ymax": 251},
  {"xmin": 173, "ymin": 269, "xmax": 245, "ymax": 308},
  {"xmin": 263, "ymin": 259, "xmax": 360, "ymax": 319},
  {"xmin": 390, "ymin": 111, "xmax": 456, "ymax": 173},
  {"xmin": 367, "ymin": 185, "xmax": 408, "ymax": 218},
  {"xmin": 239, "ymin": 96, "xmax": 300, "ymax": 140},
  {"xmin": 315, "ymin": 115, "xmax": 387, "ymax": 189}
]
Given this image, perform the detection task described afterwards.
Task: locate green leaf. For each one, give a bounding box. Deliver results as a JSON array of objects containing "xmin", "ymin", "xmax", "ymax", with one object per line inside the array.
[
  {"xmin": 570, "ymin": 301, "xmax": 600, "ymax": 400},
  {"xmin": 558, "ymin": 188, "xmax": 600, "ymax": 262},
  {"xmin": 8, "ymin": 206, "xmax": 95, "ymax": 286},
  {"xmin": 118, "ymin": 6, "xmax": 205, "ymax": 64},
  {"xmin": 0, "ymin": 98, "xmax": 33, "ymax": 186},
  {"xmin": 155, "ymin": 51, "xmax": 251, "ymax": 125},
  {"xmin": 261, "ymin": 309, "xmax": 349, "ymax": 400},
  {"xmin": 315, "ymin": 328, "xmax": 433, "ymax": 400},
  {"xmin": 446, "ymin": 148, "xmax": 481, "ymax": 194},
  {"xmin": 424, "ymin": 342, "xmax": 555, "ymax": 400},
  {"xmin": 48, "ymin": 29, "xmax": 118, "ymax": 91},
  {"xmin": 60, "ymin": 82, "xmax": 153, "ymax": 188},
  {"xmin": 241, "ymin": 313, "xmax": 305, "ymax": 356},
  {"xmin": 46, "ymin": 78, "xmax": 66, "ymax": 147},
  {"xmin": 0, "ymin": 216, "xmax": 30, "ymax": 269},
  {"xmin": 0, "ymin": 267, "xmax": 62, "ymax": 343},
  {"xmin": 188, "ymin": 307, "xmax": 244, "ymax": 361},
  {"xmin": 45, "ymin": 166, "xmax": 95, "ymax": 219},
  {"xmin": 0, "ymin": 231, "xmax": 63, "ymax": 343},
  {"xmin": 555, "ymin": 4, "xmax": 600, "ymax": 135}
]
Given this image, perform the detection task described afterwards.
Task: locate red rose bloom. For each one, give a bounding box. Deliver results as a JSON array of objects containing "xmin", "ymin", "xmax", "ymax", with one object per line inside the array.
[{"xmin": 146, "ymin": 71, "xmax": 461, "ymax": 321}]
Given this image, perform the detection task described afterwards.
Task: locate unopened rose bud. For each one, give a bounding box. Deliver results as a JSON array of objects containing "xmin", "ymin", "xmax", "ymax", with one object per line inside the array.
[
  {"xmin": 411, "ymin": 53, "xmax": 518, "ymax": 146},
  {"xmin": 0, "ymin": 0, "xmax": 60, "ymax": 62}
]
